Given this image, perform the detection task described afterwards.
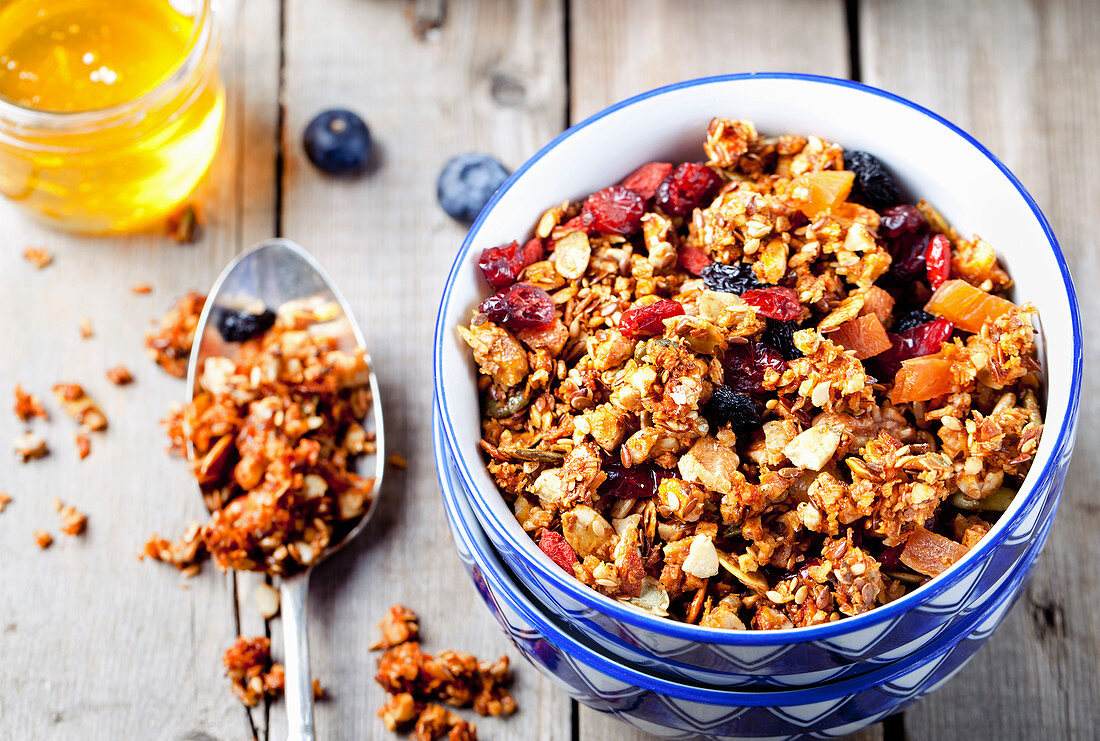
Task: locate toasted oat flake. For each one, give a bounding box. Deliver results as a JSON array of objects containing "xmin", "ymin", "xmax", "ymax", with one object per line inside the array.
[
  {"xmin": 14, "ymin": 431, "xmax": 48, "ymax": 462},
  {"xmin": 52, "ymin": 384, "xmax": 107, "ymax": 431},
  {"xmin": 131, "ymin": 282, "xmax": 153, "ymax": 295},
  {"xmin": 23, "ymin": 247, "xmax": 52, "ymax": 269}
]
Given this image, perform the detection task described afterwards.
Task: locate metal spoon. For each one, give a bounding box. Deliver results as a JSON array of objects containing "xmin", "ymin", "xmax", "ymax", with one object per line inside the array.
[{"xmin": 186, "ymin": 238, "xmax": 386, "ymax": 741}]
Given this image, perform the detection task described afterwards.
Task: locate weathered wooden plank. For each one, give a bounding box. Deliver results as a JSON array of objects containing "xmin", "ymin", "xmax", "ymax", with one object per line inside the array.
[
  {"xmin": 861, "ymin": 0, "xmax": 1100, "ymax": 738},
  {"xmin": 568, "ymin": 1, "xmax": 878, "ymax": 739},
  {"xmin": 0, "ymin": 1, "xmax": 281, "ymax": 739},
  {"xmin": 276, "ymin": 0, "xmax": 569, "ymax": 739}
]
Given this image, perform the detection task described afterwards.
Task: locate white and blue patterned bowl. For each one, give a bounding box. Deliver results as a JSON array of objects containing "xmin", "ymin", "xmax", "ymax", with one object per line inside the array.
[
  {"xmin": 434, "ymin": 405, "xmax": 1055, "ymax": 739},
  {"xmin": 433, "ymin": 74, "xmax": 1082, "ymax": 684}
]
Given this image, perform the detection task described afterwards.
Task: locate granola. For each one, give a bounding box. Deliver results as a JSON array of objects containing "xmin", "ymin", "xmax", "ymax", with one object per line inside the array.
[
  {"xmin": 145, "ymin": 291, "xmax": 205, "ymax": 378},
  {"xmin": 23, "ymin": 247, "xmax": 52, "ymax": 269},
  {"xmin": 223, "ymin": 636, "xmax": 285, "ymax": 707},
  {"xmin": 459, "ymin": 118, "xmax": 1044, "ymax": 629},
  {"xmin": 106, "ymin": 366, "xmax": 134, "ymax": 385},
  {"xmin": 13, "ymin": 384, "xmax": 47, "ymax": 421}
]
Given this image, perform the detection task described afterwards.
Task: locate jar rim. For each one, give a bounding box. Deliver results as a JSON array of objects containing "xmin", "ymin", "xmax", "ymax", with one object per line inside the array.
[{"xmin": 0, "ymin": 0, "xmax": 217, "ymax": 129}]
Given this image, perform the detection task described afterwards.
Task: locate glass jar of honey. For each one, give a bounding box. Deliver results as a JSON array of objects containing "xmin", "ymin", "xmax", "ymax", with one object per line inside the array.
[{"xmin": 0, "ymin": 0, "xmax": 225, "ymax": 233}]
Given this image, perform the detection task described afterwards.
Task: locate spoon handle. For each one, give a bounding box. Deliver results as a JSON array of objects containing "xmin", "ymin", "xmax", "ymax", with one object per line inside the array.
[{"xmin": 281, "ymin": 572, "xmax": 315, "ymax": 741}]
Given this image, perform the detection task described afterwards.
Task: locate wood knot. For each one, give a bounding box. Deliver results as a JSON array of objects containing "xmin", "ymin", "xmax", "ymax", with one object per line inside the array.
[
  {"xmin": 490, "ymin": 73, "xmax": 528, "ymax": 108},
  {"xmin": 1025, "ymin": 586, "xmax": 1066, "ymax": 641}
]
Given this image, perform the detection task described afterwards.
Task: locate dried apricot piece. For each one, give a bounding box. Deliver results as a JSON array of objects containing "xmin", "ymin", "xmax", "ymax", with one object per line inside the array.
[
  {"xmin": 829, "ymin": 314, "xmax": 892, "ymax": 360},
  {"xmin": 792, "ymin": 170, "xmax": 855, "ymax": 218},
  {"xmin": 924, "ymin": 279, "xmax": 1015, "ymax": 333},
  {"xmin": 899, "ymin": 526, "xmax": 968, "ymax": 577},
  {"xmin": 889, "ymin": 356, "xmax": 956, "ymax": 404}
]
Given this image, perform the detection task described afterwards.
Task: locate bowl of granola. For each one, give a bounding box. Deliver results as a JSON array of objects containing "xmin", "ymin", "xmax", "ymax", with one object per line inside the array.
[
  {"xmin": 434, "ymin": 404, "xmax": 1055, "ymax": 737},
  {"xmin": 433, "ymin": 74, "xmax": 1081, "ymax": 682}
]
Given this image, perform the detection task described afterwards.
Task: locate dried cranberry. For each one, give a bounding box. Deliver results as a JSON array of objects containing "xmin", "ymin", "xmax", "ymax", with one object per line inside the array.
[
  {"xmin": 879, "ymin": 204, "xmax": 926, "ymax": 239},
  {"xmin": 878, "ymin": 544, "xmax": 904, "ymax": 571},
  {"xmin": 538, "ymin": 530, "xmax": 578, "ymax": 573},
  {"xmin": 723, "ymin": 342, "xmax": 787, "ymax": 395},
  {"xmin": 876, "ymin": 317, "xmax": 954, "ymax": 377},
  {"xmin": 619, "ymin": 299, "xmax": 685, "ymax": 339},
  {"xmin": 477, "ymin": 240, "xmax": 526, "ymax": 288},
  {"xmin": 741, "ymin": 286, "xmax": 802, "ymax": 321},
  {"xmin": 925, "ymin": 234, "xmax": 951, "ymax": 289},
  {"xmin": 620, "ymin": 162, "xmax": 674, "ymax": 201},
  {"xmin": 762, "ymin": 318, "xmax": 803, "ymax": 361},
  {"xmin": 580, "ymin": 185, "xmax": 646, "ymax": 235},
  {"xmin": 655, "ymin": 162, "xmax": 724, "ymax": 218},
  {"xmin": 701, "ymin": 262, "xmax": 765, "ymax": 294},
  {"xmin": 478, "ymin": 282, "xmax": 555, "ymax": 330},
  {"xmin": 678, "ymin": 245, "xmax": 712, "ymax": 276},
  {"xmin": 600, "ymin": 461, "xmax": 672, "ymax": 500},
  {"xmin": 703, "ymin": 386, "xmax": 762, "ymax": 431}
]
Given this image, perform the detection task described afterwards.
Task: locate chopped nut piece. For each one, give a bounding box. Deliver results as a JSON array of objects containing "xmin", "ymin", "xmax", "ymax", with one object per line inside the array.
[
  {"xmin": 75, "ymin": 433, "xmax": 91, "ymax": 460},
  {"xmin": 13, "ymin": 385, "xmax": 47, "ymax": 421},
  {"xmin": 146, "ymin": 291, "xmax": 205, "ymax": 378},
  {"xmin": 23, "ymin": 247, "xmax": 52, "ymax": 269},
  {"xmin": 78, "ymin": 317, "xmax": 95, "ymax": 339},
  {"xmin": 223, "ymin": 636, "xmax": 284, "ymax": 707},
  {"xmin": 52, "ymin": 384, "xmax": 107, "ymax": 431},
  {"xmin": 371, "ymin": 605, "xmax": 420, "ymax": 650},
  {"xmin": 783, "ymin": 425, "xmax": 842, "ymax": 471},
  {"xmin": 14, "ymin": 431, "xmax": 48, "ymax": 462},
  {"xmin": 106, "ymin": 366, "xmax": 134, "ymax": 385},
  {"xmin": 141, "ymin": 521, "xmax": 208, "ymax": 574},
  {"xmin": 56, "ymin": 502, "xmax": 87, "ymax": 536},
  {"xmin": 34, "ymin": 530, "xmax": 53, "ymax": 549},
  {"xmin": 255, "ymin": 583, "xmax": 280, "ymax": 619}
]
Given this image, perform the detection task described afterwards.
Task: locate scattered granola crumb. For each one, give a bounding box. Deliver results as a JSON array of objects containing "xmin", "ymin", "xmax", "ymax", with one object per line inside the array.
[
  {"xmin": 168, "ymin": 203, "xmax": 203, "ymax": 244},
  {"xmin": 13, "ymin": 385, "xmax": 47, "ymax": 421},
  {"xmin": 0, "ymin": 492, "xmax": 11, "ymax": 513},
  {"xmin": 141, "ymin": 521, "xmax": 208, "ymax": 575},
  {"xmin": 52, "ymin": 384, "xmax": 107, "ymax": 431},
  {"xmin": 388, "ymin": 453, "xmax": 408, "ymax": 470},
  {"xmin": 34, "ymin": 530, "xmax": 53, "ymax": 549},
  {"xmin": 106, "ymin": 366, "xmax": 134, "ymax": 385},
  {"xmin": 223, "ymin": 636, "xmax": 285, "ymax": 707},
  {"xmin": 131, "ymin": 282, "xmax": 153, "ymax": 295},
  {"xmin": 75, "ymin": 432, "xmax": 91, "ymax": 460},
  {"xmin": 79, "ymin": 317, "xmax": 95, "ymax": 339},
  {"xmin": 371, "ymin": 604, "xmax": 420, "ymax": 650},
  {"xmin": 313, "ymin": 678, "xmax": 324, "ymax": 700},
  {"xmin": 23, "ymin": 247, "xmax": 52, "ymax": 269},
  {"xmin": 14, "ymin": 431, "xmax": 48, "ymax": 462},
  {"xmin": 254, "ymin": 582, "xmax": 280, "ymax": 619},
  {"xmin": 145, "ymin": 291, "xmax": 205, "ymax": 378},
  {"xmin": 55, "ymin": 501, "xmax": 87, "ymax": 536}
]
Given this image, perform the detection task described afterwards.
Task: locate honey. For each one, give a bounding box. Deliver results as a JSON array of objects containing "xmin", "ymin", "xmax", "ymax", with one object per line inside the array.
[{"xmin": 0, "ymin": 0, "xmax": 224, "ymax": 233}]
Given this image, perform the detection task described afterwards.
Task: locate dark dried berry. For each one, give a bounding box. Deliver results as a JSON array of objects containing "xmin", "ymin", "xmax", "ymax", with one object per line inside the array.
[
  {"xmin": 478, "ymin": 240, "xmax": 526, "ymax": 288},
  {"xmin": 723, "ymin": 342, "xmax": 786, "ymax": 395},
  {"xmin": 925, "ymin": 234, "xmax": 951, "ymax": 289},
  {"xmin": 538, "ymin": 530, "xmax": 578, "ymax": 573},
  {"xmin": 879, "ymin": 204, "xmax": 925, "ymax": 239},
  {"xmin": 216, "ymin": 308, "xmax": 276, "ymax": 343},
  {"xmin": 762, "ymin": 318, "xmax": 803, "ymax": 361},
  {"xmin": 843, "ymin": 151, "xmax": 901, "ymax": 210},
  {"xmin": 619, "ymin": 299, "xmax": 685, "ymax": 339},
  {"xmin": 478, "ymin": 282, "xmax": 555, "ymax": 330},
  {"xmin": 580, "ymin": 185, "xmax": 646, "ymax": 235},
  {"xmin": 893, "ymin": 309, "xmax": 936, "ymax": 333},
  {"xmin": 620, "ymin": 162, "xmax": 674, "ymax": 201},
  {"xmin": 703, "ymin": 386, "xmax": 762, "ymax": 431},
  {"xmin": 876, "ymin": 317, "xmax": 954, "ymax": 377},
  {"xmin": 678, "ymin": 246, "xmax": 712, "ymax": 277},
  {"xmin": 655, "ymin": 162, "xmax": 724, "ymax": 218},
  {"xmin": 701, "ymin": 262, "xmax": 765, "ymax": 294},
  {"xmin": 741, "ymin": 286, "xmax": 802, "ymax": 321},
  {"xmin": 600, "ymin": 461, "xmax": 672, "ymax": 500}
]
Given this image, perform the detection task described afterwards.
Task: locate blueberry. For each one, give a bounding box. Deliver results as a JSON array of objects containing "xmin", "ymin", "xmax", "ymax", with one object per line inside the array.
[
  {"xmin": 437, "ymin": 153, "xmax": 510, "ymax": 223},
  {"xmin": 703, "ymin": 386, "xmax": 762, "ymax": 431},
  {"xmin": 303, "ymin": 109, "xmax": 372, "ymax": 176},
  {"xmin": 701, "ymin": 262, "xmax": 766, "ymax": 295},
  {"xmin": 892, "ymin": 309, "xmax": 936, "ymax": 333},
  {"xmin": 215, "ymin": 308, "xmax": 276, "ymax": 343},
  {"xmin": 761, "ymin": 319, "xmax": 803, "ymax": 361},
  {"xmin": 843, "ymin": 150, "xmax": 901, "ymax": 210}
]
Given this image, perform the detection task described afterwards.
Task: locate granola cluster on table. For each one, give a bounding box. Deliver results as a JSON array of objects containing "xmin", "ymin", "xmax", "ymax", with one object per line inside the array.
[
  {"xmin": 459, "ymin": 118, "xmax": 1044, "ymax": 630},
  {"xmin": 160, "ymin": 300, "xmax": 377, "ymax": 575}
]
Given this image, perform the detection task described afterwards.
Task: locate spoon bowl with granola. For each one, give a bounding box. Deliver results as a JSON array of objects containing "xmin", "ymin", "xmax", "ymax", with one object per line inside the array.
[
  {"xmin": 434, "ymin": 74, "xmax": 1081, "ymax": 685},
  {"xmin": 183, "ymin": 239, "xmax": 385, "ymax": 740}
]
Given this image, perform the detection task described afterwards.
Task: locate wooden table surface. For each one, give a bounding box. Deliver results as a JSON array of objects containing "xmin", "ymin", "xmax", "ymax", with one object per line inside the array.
[{"xmin": 2, "ymin": 1, "xmax": 1097, "ymax": 739}]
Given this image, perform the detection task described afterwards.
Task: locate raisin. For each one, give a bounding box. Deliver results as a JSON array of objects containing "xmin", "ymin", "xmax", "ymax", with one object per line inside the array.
[
  {"xmin": 703, "ymin": 386, "xmax": 762, "ymax": 431},
  {"xmin": 538, "ymin": 530, "xmax": 578, "ymax": 574},
  {"xmin": 477, "ymin": 240, "xmax": 527, "ymax": 288},
  {"xmin": 925, "ymin": 234, "xmax": 951, "ymax": 289},
  {"xmin": 619, "ymin": 299, "xmax": 685, "ymax": 339},
  {"xmin": 843, "ymin": 151, "xmax": 901, "ymax": 210},
  {"xmin": 478, "ymin": 283, "xmax": 555, "ymax": 330},
  {"xmin": 701, "ymin": 262, "xmax": 765, "ymax": 294},
  {"xmin": 600, "ymin": 461, "xmax": 672, "ymax": 500},
  {"xmin": 655, "ymin": 162, "xmax": 724, "ymax": 218},
  {"xmin": 216, "ymin": 308, "xmax": 276, "ymax": 343},
  {"xmin": 893, "ymin": 309, "xmax": 936, "ymax": 333},
  {"xmin": 761, "ymin": 318, "xmax": 803, "ymax": 361},
  {"xmin": 879, "ymin": 204, "xmax": 925, "ymax": 239},
  {"xmin": 620, "ymin": 162, "xmax": 674, "ymax": 201},
  {"xmin": 741, "ymin": 286, "xmax": 802, "ymax": 321},
  {"xmin": 579, "ymin": 185, "xmax": 646, "ymax": 235},
  {"xmin": 723, "ymin": 341, "xmax": 787, "ymax": 395},
  {"xmin": 678, "ymin": 245, "xmax": 712, "ymax": 277},
  {"xmin": 875, "ymin": 317, "xmax": 954, "ymax": 377}
]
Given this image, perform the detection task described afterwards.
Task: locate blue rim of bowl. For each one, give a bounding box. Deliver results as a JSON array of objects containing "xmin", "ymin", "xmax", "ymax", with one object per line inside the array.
[
  {"xmin": 433, "ymin": 399, "xmax": 1039, "ymax": 704},
  {"xmin": 433, "ymin": 72, "xmax": 1083, "ymax": 645}
]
